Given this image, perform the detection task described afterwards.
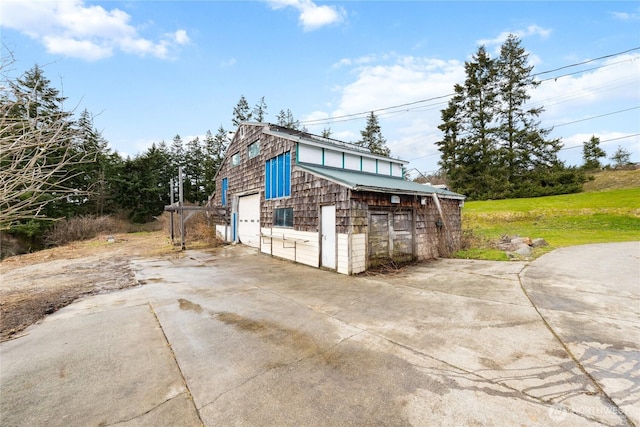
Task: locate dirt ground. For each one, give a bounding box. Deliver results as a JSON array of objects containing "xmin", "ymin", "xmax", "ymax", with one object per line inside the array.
[{"xmin": 0, "ymin": 231, "xmax": 176, "ymax": 342}]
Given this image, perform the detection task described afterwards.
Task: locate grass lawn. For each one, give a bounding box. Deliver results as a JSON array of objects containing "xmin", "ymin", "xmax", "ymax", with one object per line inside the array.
[{"xmin": 458, "ymin": 180, "xmax": 640, "ymax": 260}]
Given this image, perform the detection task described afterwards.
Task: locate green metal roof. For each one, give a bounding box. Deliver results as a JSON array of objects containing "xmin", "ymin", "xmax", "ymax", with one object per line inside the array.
[{"xmin": 296, "ymin": 163, "xmax": 465, "ymax": 199}]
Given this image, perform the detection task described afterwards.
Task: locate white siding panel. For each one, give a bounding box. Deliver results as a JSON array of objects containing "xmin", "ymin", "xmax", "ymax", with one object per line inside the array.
[
  {"xmin": 391, "ymin": 162, "xmax": 403, "ymax": 177},
  {"xmin": 362, "ymin": 157, "xmax": 376, "ymax": 173},
  {"xmin": 344, "ymin": 153, "xmax": 360, "ymax": 172},
  {"xmin": 337, "ymin": 234, "xmax": 349, "ymax": 275},
  {"xmin": 351, "ymin": 234, "xmax": 366, "ymax": 274},
  {"xmin": 324, "ymin": 149, "xmax": 342, "ymax": 168},
  {"xmin": 377, "ymin": 160, "xmax": 391, "ymax": 176},
  {"xmin": 298, "ymin": 144, "xmax": 323, "ymax": 165},
  {"xmin": 261, "ymin": 228, "xmax": 319, "ymax": 268},
  {"xmin": 216, "ymin": 225, "xmax": 230, "ymax": 242}
]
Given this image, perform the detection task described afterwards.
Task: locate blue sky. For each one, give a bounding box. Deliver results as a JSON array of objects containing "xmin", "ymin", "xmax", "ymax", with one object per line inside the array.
[{"xmin": 2, "ymin": 0, "xmax": 639, "ymax": 177}]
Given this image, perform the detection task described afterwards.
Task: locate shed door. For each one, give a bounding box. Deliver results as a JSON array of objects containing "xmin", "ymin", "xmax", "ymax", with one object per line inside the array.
[
  {"xmin": 238, "ymin": 194, "xmax": 260, "ymax": 248},
  {"xmin": 369, "ymin": 211, "xmax": 414, "ymax": 265},
  {"xmin": 369, "ymin": 213, "xmax": 390, "ymax": 261},
  {"xmin": 321, "ymin": 205, "xmax": 336, "ymax": 269}
]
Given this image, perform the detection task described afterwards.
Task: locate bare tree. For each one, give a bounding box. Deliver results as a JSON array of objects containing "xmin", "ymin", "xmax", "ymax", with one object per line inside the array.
[{"xmin": 1, "ymin": 57, "xmax": 95, "ymax": 229}]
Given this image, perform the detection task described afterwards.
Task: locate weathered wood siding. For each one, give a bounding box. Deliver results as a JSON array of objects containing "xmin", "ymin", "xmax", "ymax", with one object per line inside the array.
[
  {"xmin": 210, "ymin": 123, "xmax": 463, "ymax": 274},
  {"xmin": 349, "ymin": 191, "xmax": 463, "ymax": 265}
]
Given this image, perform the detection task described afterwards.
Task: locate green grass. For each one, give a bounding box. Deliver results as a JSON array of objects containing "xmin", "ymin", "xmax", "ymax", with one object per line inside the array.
[{"xmin": 458, "ymin": 187, "xmax": 640, "ymax": 260}]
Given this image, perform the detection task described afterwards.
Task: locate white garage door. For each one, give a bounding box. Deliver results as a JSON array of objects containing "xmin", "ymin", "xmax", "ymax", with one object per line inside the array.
[{"xmin": 238, "ymin": 194, "xmax": 260, "ymax": 248}]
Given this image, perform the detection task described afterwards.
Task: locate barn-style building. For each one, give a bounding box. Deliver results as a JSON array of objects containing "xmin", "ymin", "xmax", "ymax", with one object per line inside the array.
[{"xmin": 210, "ymin": 122, "xmax": 465, "ymax": 275}]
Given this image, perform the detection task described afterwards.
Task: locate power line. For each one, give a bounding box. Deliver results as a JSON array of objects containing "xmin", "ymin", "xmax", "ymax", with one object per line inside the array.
[
  {"xmin": 553, "ymin": 106, "xmax": 640, "ymax": 128},
  {"xmin": 299, "ymin": 46, "xmax": 640, "ymax": 127},
  {"xmin": 560, "ymin": 133, "xmax": 640, "ymax": 151},
  {"xmin": 532, "ymin": 47, "xmax": 640, "ymax": 77},
  {"xmin": 300, "ymin": 94, "xmax": 452, "ymax": 125}
]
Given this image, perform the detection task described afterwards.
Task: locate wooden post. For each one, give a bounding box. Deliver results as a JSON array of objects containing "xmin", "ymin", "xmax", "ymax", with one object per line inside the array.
[{"xmin": 169, "ymin": 178, "xmax": 175, "ymax": 244}]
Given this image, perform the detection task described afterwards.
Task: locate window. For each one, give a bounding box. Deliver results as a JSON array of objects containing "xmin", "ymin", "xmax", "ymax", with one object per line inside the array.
[
  {"xmin": 248, "ymin": 140, "xmax": 260, "ymax": 158},
  {"xmin": 221, "ymin": 178, "xmax": 228, "ymax": 206},
  {"xmin": 274, "ymin": 207, "xmax": 293, "ymax": 228},
  {"xmin": 265, "ymin": 152, "xmax": 291, "ymax": 199},
  {"xmin": 231, "ymin": 152, "xmax": 240, "ymax": 167}
]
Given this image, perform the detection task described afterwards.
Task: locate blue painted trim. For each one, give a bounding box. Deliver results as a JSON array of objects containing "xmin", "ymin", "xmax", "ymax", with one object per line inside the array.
[
  {"xmin": 232, "ymin": 213, "xmax": 237, "ymax": 242},
  {"xmin": 221, "ymin": 178, "xmax": 228, "ymax": 206}
]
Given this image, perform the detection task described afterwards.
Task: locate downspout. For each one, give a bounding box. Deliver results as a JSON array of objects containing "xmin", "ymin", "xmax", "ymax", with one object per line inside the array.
[{"xmin": 431, "ymin": 193, "xmax": 446, "ymax": 229}]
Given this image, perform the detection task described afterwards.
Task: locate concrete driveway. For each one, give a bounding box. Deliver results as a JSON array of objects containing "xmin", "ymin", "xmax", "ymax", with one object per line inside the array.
[{"xmin": 1, "ymin": 242, "xmax": 638, "ymax": 426}]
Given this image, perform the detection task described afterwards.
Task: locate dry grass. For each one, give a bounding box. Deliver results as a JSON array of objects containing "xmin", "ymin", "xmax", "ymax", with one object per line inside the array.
[
  {"xmin": 158, "ymin": 211, "xmax": 224, "ymax": 249},
  {"xmin": 583, "ymin": 168, "xmax": 640, "ymax": 192}
]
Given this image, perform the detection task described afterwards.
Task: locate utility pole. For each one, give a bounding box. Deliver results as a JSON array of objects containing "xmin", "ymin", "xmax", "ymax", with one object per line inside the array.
[{"xmin": 178, "ymin": 166, "xmax": 186, "ymax": 250}]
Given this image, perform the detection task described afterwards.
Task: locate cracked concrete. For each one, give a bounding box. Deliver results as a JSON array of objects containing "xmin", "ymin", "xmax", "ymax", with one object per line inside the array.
[{"xmin": 1, "ymin": 242, "xmax": 638, "ymax": 426}]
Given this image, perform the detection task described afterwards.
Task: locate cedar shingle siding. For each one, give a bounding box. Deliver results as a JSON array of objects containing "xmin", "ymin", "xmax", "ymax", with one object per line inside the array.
[{"xmin": 210, "ymin": 123, "xmax": 464, "ymax": 275}]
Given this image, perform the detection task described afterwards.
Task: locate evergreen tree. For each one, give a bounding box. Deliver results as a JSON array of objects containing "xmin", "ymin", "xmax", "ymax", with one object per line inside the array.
[
  {"xmin": 111, "ymin": 144, "xmax": 172, "ymax": 223},
  {"xmin": 170, "ymin": 134, "xmax": 185, "ymax": 171},
  {"xmin": 582, "ymin": 136, "xmax": 606, "ymax": 170},
  {"xmin": 358, "ymin": 112, "xmax": 390, "ymax": 157},
  {"xmin": 2, "ymin": 64, "xmax": 85, "ymax": 230},
  {"xmin": 496, "ymin": 34, "xmax": 564, "ymax": 195},
  {"xmin": 202, "ymin": 126, "xmax": 228, "ymax": 198},
  {"xmin": 9, "ymin": 64, "xmax": 71, "ymax": 126},
  {"xmin": 610, "ymin": 145, "xmax": 632, "ymax": 168},
  {"xmin": 71, "ymin": 109, "xmax": 113, "ymax": 215},
  {"xmin": 184, "ymin": 136, "xmax": 205, "ymax": 203},
  {"xmin": 232, "ymin": 95, "xmax": 252, "ymax": 127},
  {"xmin": 252, "ymin": 96, "xmax": 268, "ymax": 122},
  {"xmin": 321, "ymin": 127, "xmax": 332, "ymax": 138},
  {"xmin": 437, "ymin": 46, "xmax": 501, "ymax": 198},
  {"xmin": 276, "ymin": 109, "xmax": 300, "ymax": 130},
  {"xmin": 436, "ymin": 38, "xmax": 584, "ymax": 199}
]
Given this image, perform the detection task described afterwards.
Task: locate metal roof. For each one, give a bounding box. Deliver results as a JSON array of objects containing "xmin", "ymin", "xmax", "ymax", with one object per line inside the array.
[{"xmin": 296, "ymin": 163, "xmax": 465, "ymax": 199}]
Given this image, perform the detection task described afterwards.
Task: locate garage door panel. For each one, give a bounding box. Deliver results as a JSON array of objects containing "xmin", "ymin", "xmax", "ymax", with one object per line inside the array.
[{"xmin": 238, "ymin": 194, "xmax": 260, "ymax": 248}]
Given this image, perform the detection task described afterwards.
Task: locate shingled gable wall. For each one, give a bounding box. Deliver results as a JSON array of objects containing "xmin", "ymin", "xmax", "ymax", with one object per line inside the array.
[{"xmin": 210, "ymin": 123, "xmax": 463, "ymax": 274}]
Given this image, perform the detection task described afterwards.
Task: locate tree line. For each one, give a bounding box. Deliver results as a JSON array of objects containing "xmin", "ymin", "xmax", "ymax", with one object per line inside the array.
[
  {"xmin": 0, "ymin": 63, "xmax": 230, "ymax": 246},
  {"xmin": 4, "ymin": 36, "xmax": 630, "ymax": 246},
  {"xmin": 1, "ymin": 59, "xmax": 391, "ymax": 247}
]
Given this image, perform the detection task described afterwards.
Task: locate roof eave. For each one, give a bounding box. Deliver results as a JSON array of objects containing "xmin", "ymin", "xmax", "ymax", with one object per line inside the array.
[{"xmin": 353, "ymin": 185, "xmax": 466, "ymax": 199}]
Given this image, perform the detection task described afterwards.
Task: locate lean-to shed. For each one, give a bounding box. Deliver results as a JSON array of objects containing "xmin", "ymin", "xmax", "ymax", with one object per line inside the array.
[{"xmin": 210, "ymin": 122, "xmax": 465, "ymax": 275}]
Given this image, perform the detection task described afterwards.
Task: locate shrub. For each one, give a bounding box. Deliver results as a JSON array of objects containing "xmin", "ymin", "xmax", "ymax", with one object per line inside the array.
[{"xmin": 44, "ymin": 216, "xmax": 124, "ymax": 247}]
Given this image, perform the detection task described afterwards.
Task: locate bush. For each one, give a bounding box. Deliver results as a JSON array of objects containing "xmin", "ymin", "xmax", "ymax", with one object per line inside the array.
[
  {"xmin": 160, "ymin": 211, "xmax": 224, "ymax": 248},
  {"xmin": 44, "ymin": 215, "xmax": 127, "ymax": 247}
]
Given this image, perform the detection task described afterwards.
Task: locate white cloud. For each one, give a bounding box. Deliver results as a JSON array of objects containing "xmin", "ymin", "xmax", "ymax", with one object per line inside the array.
[
  {"xmin": 173, "ymin": 29, "xmax": 190, "ymax": 45},
  {"xmin": 477, "ymin": 25, "xmax": 552, "ymax": 49},
  {"xmin": 0, "ymin": 0, "xmax": 189, "ymax": 61},
  {"xmin": 220, "ymin": 58, "xmax": 237, "ymax": 68},
  {"xmin": 530, "ymin": 53, "xmax": 640, "ymax": 117},
  {"xmin": 265, "ymin": 0, "xmax": 346, "ymax": 31},
  {"xmin": 304, "ymin": 48, "xmax": 639, "ymax": 172},
  {"xmin": 301, "ymin": 55, "xmax": 465, "ymax": 170},
  {"xmin": 610, "ymin": 11, "xmax": 640, "ymax": 21},
  {"xmin": 332, "ymin": 54, "xmax": 381, "ymax": 69}
]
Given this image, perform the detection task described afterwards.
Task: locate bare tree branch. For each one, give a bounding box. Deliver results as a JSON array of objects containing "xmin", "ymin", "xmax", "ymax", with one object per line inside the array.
[{"xmin": 1, "ymin": 58, "xmax": 95, "ymax": 229}]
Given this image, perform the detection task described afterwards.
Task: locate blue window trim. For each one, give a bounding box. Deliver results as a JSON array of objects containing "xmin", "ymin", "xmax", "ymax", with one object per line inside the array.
[
  {"xmin": 265, "ymin": 152, "xmax": 291, "ymax": 200},
  {"xmin": 221, "ymin": 178, "xmax": 228, "ymax": 206}
]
